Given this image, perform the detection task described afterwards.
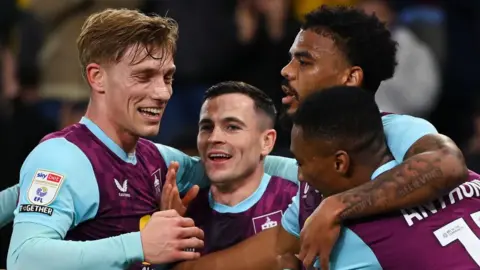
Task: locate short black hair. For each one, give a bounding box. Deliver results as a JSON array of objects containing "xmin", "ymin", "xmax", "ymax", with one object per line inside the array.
[
  {"xmin": 302, "ymin": 5, "xmax": 397, "ymax": 94},
  {"xmin": 292, "ymin": 85, "xmax": 385, "ymax": 155},
  {"xmin": 204, "ymin": 81, "xmax": 277, "ymax": 128}
]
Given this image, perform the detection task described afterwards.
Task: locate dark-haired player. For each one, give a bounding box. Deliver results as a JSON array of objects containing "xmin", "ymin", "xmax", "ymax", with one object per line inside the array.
[
  {"xmin": 184, "ymin": 81, "xmax": 298, "ymax": 255},
  {"xmin": 172, "ymin": 6, "xmax": 467, "ymax": 270},
  {"xmin": 290, "ymin": 86, "xmax": 480, "ymax": 269}
]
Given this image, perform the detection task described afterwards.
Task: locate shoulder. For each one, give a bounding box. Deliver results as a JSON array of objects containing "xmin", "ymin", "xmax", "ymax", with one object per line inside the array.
[
  {"xmin": 24, "ymin": 137, "xmax": 90, "ymax": 168},
  {"xmin": 20, "ymin": 138, "xmax": 96, "ymax": 195},
  {"xmin": 269, "ymin": 176, "xmax": 299, "ymax": 196},
  {"xmin": 381, "ymin": 114, "xmax": 437, "ymax": 132}
]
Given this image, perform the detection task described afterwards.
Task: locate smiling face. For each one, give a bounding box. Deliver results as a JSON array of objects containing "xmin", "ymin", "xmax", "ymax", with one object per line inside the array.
[
  {"xmin": 281, "ymin": 29, "xmax": 361, "ymax": 115},
  {"xmin": 197, "ymin": 93, "xmax": 276, "ymax": 186},
  {"xmin": 88, "ymin": 46, "xmax": 176, "ymax": 138}
]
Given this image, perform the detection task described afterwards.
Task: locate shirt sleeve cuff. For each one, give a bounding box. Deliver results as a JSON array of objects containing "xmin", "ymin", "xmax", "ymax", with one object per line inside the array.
[{"xmin": 121, "ymin": 231, "xmax": 144, "ymax": 262}]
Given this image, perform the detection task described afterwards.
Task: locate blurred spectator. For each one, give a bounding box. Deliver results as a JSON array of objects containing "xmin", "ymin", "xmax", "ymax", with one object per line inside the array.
[
  {"xmin": 430, "ymin": 0, "xmax": 480, "ymax": 150},
  {"xmin": 357, "ymin": 0, "xmax": 440, "ymax": 118}
]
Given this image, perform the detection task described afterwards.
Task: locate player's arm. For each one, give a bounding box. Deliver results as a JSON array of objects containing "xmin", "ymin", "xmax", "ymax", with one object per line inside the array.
[
  {"xmin": 332, "ymin": 115, "xmax": 468, "ymax": 220},
  {"xmin": 173, "ymin": 192, "xmax": 302, "ymax": 270},
  {"xmin": 8, "ymin": 138, "xmax": 143, "ymax": 270},
  {"xmin": 0, "ymin": 184, "xmax": 19, "ymax": 228}
]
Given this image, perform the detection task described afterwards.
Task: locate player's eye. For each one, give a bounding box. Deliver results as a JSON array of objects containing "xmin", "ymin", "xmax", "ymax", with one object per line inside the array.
[
  {"xmin": 199, "ymin": 125, "xmax": 213, "ymax": 131},
  {"xmin": 135, "ymin": 75, "xmax": 150, "ymax": 83},
  {"xmin": 298, "ymin": 59, "xmax": 309, "ymax": 66},
  {"xmin": 165, "ymin": 76, "xmax": 174, "ymax": 84},
  {"xmin": 226, "ymin": 125, "xmax": 240, "ymax": 131},
  {"xmin": 296, "ymin": 161, "xmax": 302, "ymax": 167}
]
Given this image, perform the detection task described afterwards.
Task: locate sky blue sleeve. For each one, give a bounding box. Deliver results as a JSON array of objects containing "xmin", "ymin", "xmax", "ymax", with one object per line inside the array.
[
  {"xmin": 155, "ymin": 144, "xmax": 208, "ymax": 194},
  {"xmin": 264, "ymin": 155, "xmax": 299, "ymax": 184},
  {"xmin": 0, "ymin": 184, "xmax": 19, "ymax": 228},
  {"xmin": 325, "ymin": 228, "xmax": 381, "ymax": 270},
  {"xmin": 8, "ymin": 138, "xmax": 144, "ymax": 269},
  {"xmin": 8, "ymin": 223, "xmax": 143, "ymax": 270},
  {"xmin": 281, "ymin": 189, "xmax": 300, "ymax": 238},
  {"xmin": 13, "ymin": 138, "xmax": 99, "ymax": 235},
  {"xmin": 382, "ymin": 114, "xmax": 438, "ymax": 161}
]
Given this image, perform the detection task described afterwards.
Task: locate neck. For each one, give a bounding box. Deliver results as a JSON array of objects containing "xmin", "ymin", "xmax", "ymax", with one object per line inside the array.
[
  {"xmin": 210, "ymin": 164, "xmax": 265, "ymax": 207},
  {"xmin": 351, "ymin": 144, "xmax": 393, "ymax": 187},
  {"xmin": 84, "ymin": 102, "xmax": 138, "ymax": 153}
]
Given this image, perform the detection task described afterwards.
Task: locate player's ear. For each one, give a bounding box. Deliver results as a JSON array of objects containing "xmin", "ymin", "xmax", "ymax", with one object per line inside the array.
[
  {"xmin": 333, "ymin": 150, "xmax": 350, "ymax": 175},
  {"xmin": 260, "ymin": 128, "xmax": 277, "ymax": 158},
  {"xmin": 86, "ymin": 63, "xmax": 106, "ymax": 94},
  {"xmin": 343, "ymin": 66, "xmax": 363, "ymax": 88}
]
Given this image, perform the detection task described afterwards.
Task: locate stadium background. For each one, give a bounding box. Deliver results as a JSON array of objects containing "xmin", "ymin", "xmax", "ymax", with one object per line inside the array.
[{"xmin": 0, "ymin": 0, "xmax": 478, "ymax": 267}]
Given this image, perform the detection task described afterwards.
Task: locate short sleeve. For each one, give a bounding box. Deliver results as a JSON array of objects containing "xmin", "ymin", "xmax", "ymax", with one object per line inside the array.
[
  {"xmin": 14, "ymin": 138, "xmax": 100, "ymax": 237},
  {"xmin": 281, "ymin": 189, "xmax": 301, "ymax": 238},
  {"xmin": 382, "ymin": 114, "xmax": 438, "ymax": 161},
  {"xmin": 264, "ymin": 156, "xmax": 299, "ymax": 184},
  {"xmin": 155, "ymin": 144, "xmax": 208, "ymax": 194}
]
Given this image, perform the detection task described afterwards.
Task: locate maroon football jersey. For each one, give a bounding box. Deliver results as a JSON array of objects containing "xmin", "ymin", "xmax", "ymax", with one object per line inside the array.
[
  {"xmin": 186, "ymin": 175, "xmax": 298, "ymax": 255},
  {"xmin": 42, "ymin": 124, "xmax": 167, "ymax": 270}
]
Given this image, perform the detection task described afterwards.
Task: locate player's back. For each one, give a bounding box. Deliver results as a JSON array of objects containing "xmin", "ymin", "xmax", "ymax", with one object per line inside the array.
[
  {"xmin": 186, "ymin": 174, "xmax": 298, "ymax": 254},
  {"xmin": 337, "ymin": 170, "xmax": 480, "ymax": 269}
]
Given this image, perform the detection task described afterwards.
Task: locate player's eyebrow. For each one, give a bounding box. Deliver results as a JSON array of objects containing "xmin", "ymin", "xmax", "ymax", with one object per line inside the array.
[
  {"xmin": 223, "ymin": 116, "xmax": 246, "ymax": 127},
  {"xmin": 290, "ymin": 51, "xmax": 315, "ymax": 60},
  {"xmin": 198, "ymin": 118, "xmax": 212, "ymax": 126}
]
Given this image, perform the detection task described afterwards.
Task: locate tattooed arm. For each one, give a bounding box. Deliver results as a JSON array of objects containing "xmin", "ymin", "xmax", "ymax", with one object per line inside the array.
[
  {"xmin": 298, "ymin": 116, "xmax": 469, "ymax": 268},
  {"xmin": 335, "ymin": 133, "xmax": 468, "ymax": 220}
]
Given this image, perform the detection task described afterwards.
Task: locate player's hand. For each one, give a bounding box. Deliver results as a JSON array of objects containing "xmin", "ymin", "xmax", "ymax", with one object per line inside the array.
[
  {"xmin": 298, "ymin": 196, "xmax": 344, "ymax": 270},
  {"xmin": 160, "ymin": 161, "xmax": 199, "ymax": 216},
  {"xmin": 140, "ymin": 209, "xmax": 204, "ymax": 264}
]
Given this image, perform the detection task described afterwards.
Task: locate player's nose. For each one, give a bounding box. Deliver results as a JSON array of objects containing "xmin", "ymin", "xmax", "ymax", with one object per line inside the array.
[
  {"xmin": 207, "ymin": 127, "xmax": 226, "ymax": 144},
  {"xmin": 151, "ymin": 80, "xmax": 172, "ymax": 101},
  {"xmin": 281, "ymin": 61, "xmax": 295, "ymax": 81}
]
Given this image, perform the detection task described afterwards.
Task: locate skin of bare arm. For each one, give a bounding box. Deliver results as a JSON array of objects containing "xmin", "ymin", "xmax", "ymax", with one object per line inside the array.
[
  {"xmin": 173, "ymin": 225, "xmax": 299, "ymax": 270},
  {"xmin": 334, "ymin": 134, "xmax": 469, "ymax": 220}
]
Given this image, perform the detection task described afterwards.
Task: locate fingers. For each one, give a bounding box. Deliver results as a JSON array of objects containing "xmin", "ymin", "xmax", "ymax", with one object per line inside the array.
[
  {"xmin": 172, "ymin": 250, "xmax": 201, "ymax": 261},
  {"xmin": 319, "ymin": 246, "xmax": 332, "ymax": 270},
  {"xmin": 177, "ymin": 226, "xmax": 205, "ymax": 240},
  {"xmin": 182, "ymin": 185, "xmax": 200, "ymax": 206},
  {"xmin": 165, "ymin": 161, "xmax": 179, "ymax": 188},
  {"xmin": 176, "ymin": 237, "xmax": 204, "ymax": 250},
  {"xmin": 160, "ymin": 184, "xmax": 173, "ymax": 210},
  {"xmin": 154, "ymin": 209, "xmax": 180, "ymax": 218},
  {"xmin": 302, "ymin": 251, "xmax": 316, "ymax": 270}
]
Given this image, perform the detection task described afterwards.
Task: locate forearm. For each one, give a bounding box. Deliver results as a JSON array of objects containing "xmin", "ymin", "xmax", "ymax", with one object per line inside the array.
[
  {"xmin": 8, "ymin": 223, "xmax": 143, "ymax": 270},
  {"xmin": 335, "ymin": 135, "xmax": 468, "ymax": 221},
  {"xmin": 173, "ymin": 227, "xmax": 284, "ymax": 270},
  {"xmin": 0, "ymin": 184, "xmax": 19, "ymax": 228}
]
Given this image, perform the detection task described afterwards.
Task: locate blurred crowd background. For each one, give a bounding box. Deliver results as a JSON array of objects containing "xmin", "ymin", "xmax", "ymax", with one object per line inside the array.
[{"xmin": 0, "ymin": 0, "xmax": 479, "ymax": 267}]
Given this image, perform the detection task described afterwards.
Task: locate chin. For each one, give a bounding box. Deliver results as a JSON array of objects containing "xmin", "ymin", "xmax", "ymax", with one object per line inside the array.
[
  {"xmin": 137, "ymin": 125, "xmax": 160, "ymax": 138},
  {"xmin": 207, "ymin": 172, "xmax": 233, "ymax": 186}
]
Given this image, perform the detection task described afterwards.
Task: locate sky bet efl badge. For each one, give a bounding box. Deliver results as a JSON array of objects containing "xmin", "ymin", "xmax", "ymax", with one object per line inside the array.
[{"xmin": 27, "ymin": 170, "xmax": 65, "ymax": 206}]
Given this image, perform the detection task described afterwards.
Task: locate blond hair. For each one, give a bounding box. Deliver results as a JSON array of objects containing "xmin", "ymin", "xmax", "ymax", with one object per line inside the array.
[{"xmin": 77, "ymin": 8, "xmax": 179, "ymax": 79}]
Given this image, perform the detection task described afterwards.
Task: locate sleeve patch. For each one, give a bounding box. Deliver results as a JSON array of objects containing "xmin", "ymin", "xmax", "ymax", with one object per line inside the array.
[
  {"xmin": 19, "ymin": 204, "xmax": 54, "ymax": 216},
  {"xmin": 27, "ymin": 170, "xmax": 65, "ymax": 206}
]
